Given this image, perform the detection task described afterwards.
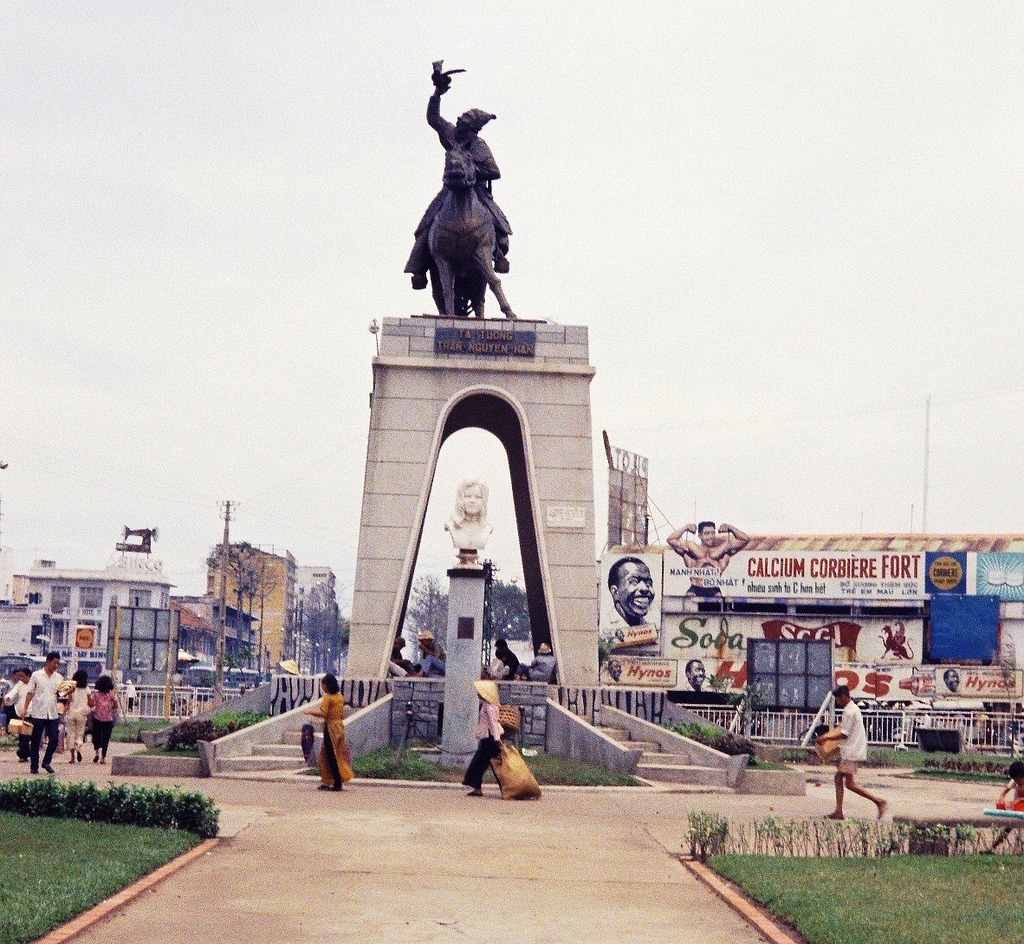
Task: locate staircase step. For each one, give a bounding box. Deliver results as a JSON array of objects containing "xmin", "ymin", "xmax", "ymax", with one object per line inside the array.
[
  {"xmin": 251, "ymin": 744, "xmax": 305, "ymax": 757},
  {"xmin": 596, "ymin": 726, "xmax": 630, "ymax": 741},
  {"xmin": 636, "ymin": 763, "xmax": 728, "ymax": 786},
  {"xmin": 620, "ymin": 740, "xmax": 661, "ymax": 752},
  {"xmin": 218, "ymin": 756, "xmax": 306, "ymax": 772},
  {"xmin": 640, "ymin": 752, "xmax": 689, "ymax": 764}
]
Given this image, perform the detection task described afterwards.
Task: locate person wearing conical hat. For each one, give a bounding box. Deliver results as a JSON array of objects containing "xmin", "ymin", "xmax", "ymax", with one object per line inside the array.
[{"xmin": 462, "ymin": 679, "xmax": 504, "ymax": 796}]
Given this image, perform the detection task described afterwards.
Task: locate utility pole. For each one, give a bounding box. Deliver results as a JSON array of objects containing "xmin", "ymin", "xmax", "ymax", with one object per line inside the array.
[
  {"xmin": 215, "ymin": 500, "xmax": 233, "ymax": 704},
  {"xmin": 922, "ymin": 394, "xmax": 931, "ymax": 533}
]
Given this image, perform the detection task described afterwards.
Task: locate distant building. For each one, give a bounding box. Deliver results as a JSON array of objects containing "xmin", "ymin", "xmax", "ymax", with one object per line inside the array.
[
  {"xmin": 172, "ymin": 595, "xmax": 255, "ymax": 667},
  {"xmin": 13, "ymin": 558, "xmax": 173, "ymax": 667},
  {"xmin": 295, "ymin": 566, "xmax": 340, "ymax": 674},
  {"xmin": 207, "ymin": 547, "xmax": 295, "ymax": 671}
]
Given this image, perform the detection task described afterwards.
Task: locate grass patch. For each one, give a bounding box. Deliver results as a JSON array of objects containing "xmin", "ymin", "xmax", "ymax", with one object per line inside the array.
[
  {"xmin": 353, "ymin": 748, "xmax": 463, "ymax": 782},
  {"xmin": 746, "ymin": 757, "xmax": 790, "ymax": 771},
  {"xmin": 865, "ymin": 747, "xmax": 1005, "ymax": 769},
  {"xmin": 138, "ymin": 746, "xmax": 201, "ymax": 757},
  {"xmin": 525, "ymin": 751, "xmax": 642, "ymax": 786},
  {"xmin": 0, "ymin": 812, "xmax": 202, "ymax": 944},
  {"xmin": 710, "ymin": 854, "xmax": 1024, "ymax": 944},
  {"xmin": 112, "ymin": 720, "xmax": 172, "ymax": 743},
  {"xmin": 350, "ymin": 747, "xmax": 642, "ymax": 786}
]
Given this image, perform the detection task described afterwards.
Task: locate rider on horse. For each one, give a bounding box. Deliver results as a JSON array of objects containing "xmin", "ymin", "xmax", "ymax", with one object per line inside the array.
[{"xmin": 405, "ymin": 65, "xmax": 512, "ymax": 290}]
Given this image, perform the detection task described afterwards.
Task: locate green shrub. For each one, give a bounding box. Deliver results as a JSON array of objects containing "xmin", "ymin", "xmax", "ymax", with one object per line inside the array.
[
  {"xmin": 668, "ymin": 722, "xmax": 757, "ymax": 757},
  {"xmin": 166, "ymin": 718, "xmax": 216, "ymax": 749},
  {"xmin": 164, "ymin": 710, "xmax": 268, "ymax": 749},
  {"xmin": 0, "ymin": 778, "xmax": 219, "ymax": 837},
  {"xmin": 210, "ymin": 709, "xmax": 268, "ymax": 737}
]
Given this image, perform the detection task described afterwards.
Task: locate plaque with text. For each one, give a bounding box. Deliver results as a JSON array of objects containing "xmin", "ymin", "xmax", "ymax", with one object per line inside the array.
[{"xmin": 435, "ymin": 326, "xmax": 536, "ymax": 358}]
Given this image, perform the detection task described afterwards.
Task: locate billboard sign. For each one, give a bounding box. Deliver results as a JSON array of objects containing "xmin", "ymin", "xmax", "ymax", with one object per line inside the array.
[
  {"xmin": 604, "ymin": 435, "xmax": 649, "ymax": 548},
  {"xmin": 973, "ymin": 553, "xmax": 1024, "ymax": 601},
  {"xmin": 665, "ymin": 550, "xmax": 926, "ymax": 600},
  {"xmin": 600, "ymin": 553, "xmax": 662, "ymax": 656},
  {"xmin": 924, "ymin": 552, "xmax": 968, "ymax": 595},
  {"xmin": 664, "ymin": 613, "xmax": 923, "ymax": 666},
  {"xmin": 600, "ymin": 656, "xmax": 677, "ymax": 688}
]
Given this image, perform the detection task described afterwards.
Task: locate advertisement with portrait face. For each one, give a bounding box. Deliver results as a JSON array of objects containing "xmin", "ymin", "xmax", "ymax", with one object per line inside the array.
[
  {"xmin": 600, "ymin": 552, "xmax": 662, "ymax": 656},
  {"xmin": 600, "ymin": 656, "xmax": 677, "ymax": 688}
]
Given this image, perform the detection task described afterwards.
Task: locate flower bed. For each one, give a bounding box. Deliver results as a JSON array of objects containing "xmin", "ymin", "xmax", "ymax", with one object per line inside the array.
[{"xmin": 685, "ymin": 811, "xmax": 1021, "ymax": 861}]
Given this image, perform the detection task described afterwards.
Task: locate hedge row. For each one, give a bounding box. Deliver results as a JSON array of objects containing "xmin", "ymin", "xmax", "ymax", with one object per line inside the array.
[{"xmin": 0, "ymin": 778, "xmax": 219, "ymax": 837}]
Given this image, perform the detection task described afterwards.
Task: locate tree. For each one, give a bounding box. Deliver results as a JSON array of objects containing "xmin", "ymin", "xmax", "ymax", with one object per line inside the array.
[
  {"xmin": 404, "ymin": 575, "xmax": 448, "ymax": 640},
  {"xmin": 297, "ymin": 593, "xmax": 347, "ymax": 675},
  {"xmin": 487, "ymin": 578, "xmax": 531, "ymax": 642},
  {"xmin": 207, "ymin": 542, "xmax": 279, "ymax": 670}
]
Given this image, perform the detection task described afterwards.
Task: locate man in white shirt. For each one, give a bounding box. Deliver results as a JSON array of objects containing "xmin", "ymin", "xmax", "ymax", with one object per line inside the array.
[
  {"xmin": 817, "ymin": 684, "xmax": 887, "ymax": 820},
  {"xmin": 22, "ymin": 652, "xmax": 64, "ymax": 775}
]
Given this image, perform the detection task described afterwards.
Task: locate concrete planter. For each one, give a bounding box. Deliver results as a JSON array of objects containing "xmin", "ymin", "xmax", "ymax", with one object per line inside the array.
[
  {"xmin": 735, "ymin": 767, "xmax": 806, "ymax": 796},
  {"xmin": 111, "ymin": 753, "xmax": 204, "ymax": 778}
]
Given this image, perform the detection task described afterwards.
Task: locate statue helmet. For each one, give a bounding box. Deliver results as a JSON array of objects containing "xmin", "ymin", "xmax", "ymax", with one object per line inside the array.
[{"xmin": 457, "ymin": 109, "xmax": 496, "ymax": 134}]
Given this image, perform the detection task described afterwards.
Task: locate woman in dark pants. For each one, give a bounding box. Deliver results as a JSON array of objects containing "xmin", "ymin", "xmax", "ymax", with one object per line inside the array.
[
  {"xmin": 90, "ymin": 674, "xmax": 120, "ymax": 763},
  {"xmin": 462, "ymin": 680, "xmax": 504, "ymax": 796}
]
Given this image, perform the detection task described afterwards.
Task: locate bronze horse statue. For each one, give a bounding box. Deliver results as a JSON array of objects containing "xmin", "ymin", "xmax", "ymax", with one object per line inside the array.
[{"xmin": 427, "ymin": 145, "xmax": 516, "ymax": 319}]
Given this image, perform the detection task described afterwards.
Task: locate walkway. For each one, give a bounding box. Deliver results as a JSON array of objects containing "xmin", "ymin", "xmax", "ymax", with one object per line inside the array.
[{"xmin": 1, "ymin": 744, "xmax": 1004, "ymax": 943}]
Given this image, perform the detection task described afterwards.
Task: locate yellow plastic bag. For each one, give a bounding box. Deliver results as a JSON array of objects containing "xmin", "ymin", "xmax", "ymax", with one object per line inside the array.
[{"xmin": 491, "ymin": 742, "xmax": 541, "ymax": 800}]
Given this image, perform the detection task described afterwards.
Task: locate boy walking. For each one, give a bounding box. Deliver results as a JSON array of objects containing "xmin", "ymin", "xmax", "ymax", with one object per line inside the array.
[{"xmin": 817, "ymin": 685, "xmax": 888, "ymax": 820}]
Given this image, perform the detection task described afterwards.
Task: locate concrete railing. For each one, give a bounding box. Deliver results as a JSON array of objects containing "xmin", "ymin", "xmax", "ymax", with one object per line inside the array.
[
  {"xmin": 599, "ymin": 704, "xmax": 747, "ymax": 786},
  {"xmin": 544, "ymin": 700, "xmax": 643, "ymax": 775},
  {"xmin": 200, "ymin": 693, "xmax": 394, "ymax": 776}
]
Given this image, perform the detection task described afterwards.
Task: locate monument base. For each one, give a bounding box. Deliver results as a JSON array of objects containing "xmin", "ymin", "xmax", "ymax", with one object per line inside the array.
[{"xmin": 437, "ymin": 750, "xmax": 473, "ymax": 770}]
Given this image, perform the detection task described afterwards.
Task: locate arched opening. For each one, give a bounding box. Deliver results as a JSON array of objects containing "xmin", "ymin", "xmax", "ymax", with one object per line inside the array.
[{"xmin": 395, "ymin": 390, "xmax": 551, "ymax": 656}]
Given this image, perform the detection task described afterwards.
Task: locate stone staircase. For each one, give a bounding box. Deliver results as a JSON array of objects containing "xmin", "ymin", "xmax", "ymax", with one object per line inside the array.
[
  {"xmin": 597, "ymin": 723, "xmax": 730, "ymax": 787},
  {"xmin": 215, "ymin": 721, "xmax": 308, "ymax": 775}
]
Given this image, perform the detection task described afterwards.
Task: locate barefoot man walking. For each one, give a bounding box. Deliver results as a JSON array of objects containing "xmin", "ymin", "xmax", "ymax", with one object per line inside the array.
[{"xmin": 817, "ymin": 685, "xmax": 888, "ymax": 820}]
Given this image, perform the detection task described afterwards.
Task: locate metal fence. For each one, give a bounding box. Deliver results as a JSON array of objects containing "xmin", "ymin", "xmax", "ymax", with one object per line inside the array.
[
  {"xmin": 686, "ymin": 705, "xmax": 1024, "ymax": 753},
  {"xmin": 132, "ymin": 685, "xmax": 244, "ymax": 720}
]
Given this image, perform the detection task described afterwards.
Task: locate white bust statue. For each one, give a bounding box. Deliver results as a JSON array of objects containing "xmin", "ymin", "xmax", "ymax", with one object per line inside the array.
[{"xmin": 445, "ymin": 478, "xmax": 494, "ymax": 564}]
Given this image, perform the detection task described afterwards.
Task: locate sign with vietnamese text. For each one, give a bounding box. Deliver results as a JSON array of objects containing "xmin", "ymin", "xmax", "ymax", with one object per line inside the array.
[
  {"xmin": 434, "ymin": 326, "xmax": 536, "ymax": 358},
  {"xmin": 664, "ymin": 550, "xmax": 926, "ymax": 600}
]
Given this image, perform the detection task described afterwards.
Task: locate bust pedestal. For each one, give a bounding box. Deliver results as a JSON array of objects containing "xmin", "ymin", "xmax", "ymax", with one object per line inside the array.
[{"xmin": 438, "ymin": 565, "xmax": 487, "ymax": 768}]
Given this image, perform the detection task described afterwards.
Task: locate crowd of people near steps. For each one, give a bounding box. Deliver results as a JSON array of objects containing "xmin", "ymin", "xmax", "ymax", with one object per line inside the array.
[
  {"xmin": 389, "ymin": 632, "xmax": 557, "ymax": 684},
  {"xmin": 1, "ymin": 652, "xmax": 123, "ymax": 773}
]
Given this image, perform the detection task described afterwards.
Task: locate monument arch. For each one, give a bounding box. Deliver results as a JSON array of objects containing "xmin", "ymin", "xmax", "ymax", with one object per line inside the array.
[{"xmin": 346, "ymin": 318, "xmax": 599, "ymax": 685}]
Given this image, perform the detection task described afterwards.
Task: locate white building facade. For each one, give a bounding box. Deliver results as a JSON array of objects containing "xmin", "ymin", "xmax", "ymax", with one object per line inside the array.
[{"xmin": 14, "ymin": 558, "xmax": 174, "ymax": 665}]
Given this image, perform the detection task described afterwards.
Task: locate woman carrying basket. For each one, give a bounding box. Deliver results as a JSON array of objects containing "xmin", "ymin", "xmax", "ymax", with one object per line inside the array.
[{"xmin": 462, "ymin": 680, "xmax": 504, "ymax": 796}]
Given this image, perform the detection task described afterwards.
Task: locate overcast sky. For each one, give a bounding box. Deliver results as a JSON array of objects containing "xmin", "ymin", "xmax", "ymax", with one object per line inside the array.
[{"xmin": 1, "ymin": 3, "xmax": 1022, "ymax": 610}]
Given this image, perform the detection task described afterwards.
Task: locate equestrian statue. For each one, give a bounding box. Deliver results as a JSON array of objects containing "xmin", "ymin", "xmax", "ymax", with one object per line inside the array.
[{"xmin": 405, "ymin": 62, "xmax": 515, "ymax": 319}]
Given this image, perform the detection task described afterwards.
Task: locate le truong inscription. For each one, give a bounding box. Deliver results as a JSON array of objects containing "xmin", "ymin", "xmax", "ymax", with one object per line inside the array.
[{"xmin": 434, "ymin": 326, "xmax": 536, "ymax": 358}]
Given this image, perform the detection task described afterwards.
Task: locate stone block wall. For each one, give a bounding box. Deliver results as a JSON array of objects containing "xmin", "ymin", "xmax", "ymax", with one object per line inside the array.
[
  {"xmin": 388, "ymin": 679, "xmax": 550, "ymax": 749},
  {"xmin": 496, "ymin": 681, "xmax": 548, "ymax": 749},
  {"xmin": 390, "ymin": 679, "xmax": 445, "ymax": 742}
]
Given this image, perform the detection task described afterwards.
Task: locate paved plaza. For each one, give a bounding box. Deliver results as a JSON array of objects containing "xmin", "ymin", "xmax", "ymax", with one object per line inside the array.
[{"xmin": 1, "ymin": 743, "xmax": 1005, "ymax": 944}]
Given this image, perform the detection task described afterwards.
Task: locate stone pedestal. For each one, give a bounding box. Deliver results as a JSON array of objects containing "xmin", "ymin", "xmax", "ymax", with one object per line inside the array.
[
  {"xmin": 347, "ymin": 317, "xmax": 598, "ymax": 685},
  {"xmin": 439, "ymin": 567, "xmax": 486, "ymax": 767}
]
